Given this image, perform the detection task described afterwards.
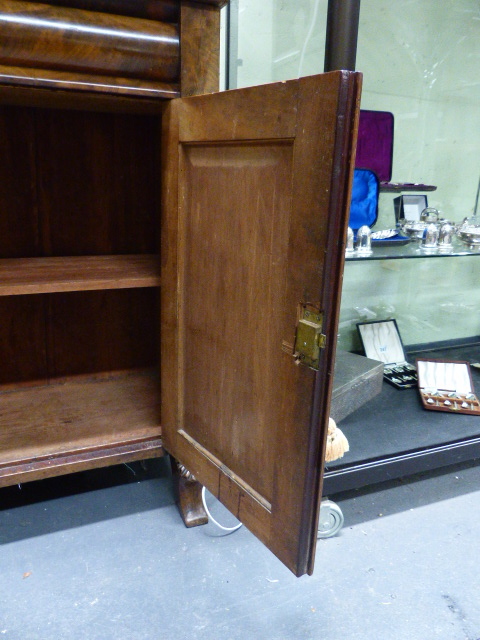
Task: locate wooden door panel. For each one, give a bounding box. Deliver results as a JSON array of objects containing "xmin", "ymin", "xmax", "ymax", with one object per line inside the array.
[
  {"xmin": 180, "ymin": 142, "xmax": 293, "ymax": 504},
  {"xmin": 161, "ymin": 72, "xmax": 361, "ymax": 576}
]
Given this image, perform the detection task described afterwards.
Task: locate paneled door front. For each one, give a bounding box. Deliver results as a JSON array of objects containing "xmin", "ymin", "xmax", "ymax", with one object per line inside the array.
[{"xmin": 161, "ymin": 71, "xmax": 361, "ymax": 576}]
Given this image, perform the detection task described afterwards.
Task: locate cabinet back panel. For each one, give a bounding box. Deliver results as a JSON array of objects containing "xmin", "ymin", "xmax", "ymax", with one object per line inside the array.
[
  {"xmin": 0, "ymin": 106, "xmax": 40, "ymax": 258},
  {"xmin": 0, "ymin": 105, "xmax": 159, "ymax": 257},
  {"xmin": 0, "ymin": 289, "xmax": 158, "ymax": 385},
  {"xmin": 34, "ymin": 109, "xmax": 159, "ymax": 256},
  {"xmin": 0, "ymin": 296, "xmax": 48, "ymax": 383},
  {"xmin": 47, "ymin": 289, "xmax": 159, "ymax": 378}
]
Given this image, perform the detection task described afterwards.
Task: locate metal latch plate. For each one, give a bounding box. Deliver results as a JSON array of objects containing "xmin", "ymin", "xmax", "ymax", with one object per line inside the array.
[{"xmin": 293, "ymin": 304, "xmax": 326, "ymax": 370}]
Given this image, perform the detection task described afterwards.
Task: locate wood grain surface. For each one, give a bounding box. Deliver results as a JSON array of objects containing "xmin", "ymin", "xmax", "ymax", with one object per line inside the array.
[
  {"xmin": 0, "ymin": 0, "xmax": 179, "ymax": 82},
  {"xmin": 161, "ymin": 71, "xmax": 362, "ymax": 576},
  {"xmin": 0, "ymin": 106, "xmax": 160, "ymax": 256},
  {"xmin": 0, "ymin": 255, "xmax": 160, "ymax": 295},
  {"xmin": 0, "ymin": 296, "xmax": 48, "ymax": 383},
  {"xmin": 0, "ymin": 437, "xmax": 164, "ymax": 487},
  {"xmin": 0, "ymin": 106, "xmax": 39, "ymax": 258},
  {"xmin": 0, "ymin": 370, "xmax": 162, "ymax": 484},
  {"xmin": 36, "ymin": 108, "xmax": 159, "ymax": 256},
  {"xmin": 0, "ymin": 0, "xmax": 225, "ymax": 500},
  {"xmin": 180, "ymin": 2, "xmax": 221, "ymax": 96},
  {"xmin": 186, "ymin": 0, "xmax": 228, "ymax": 6},
  {"xmin": 0, "ymin": 0, "xmax": 225, "ymax": 100},
  {"xmin": 46, "ymin": 288, "xmax": 159, "ymax": 378}
]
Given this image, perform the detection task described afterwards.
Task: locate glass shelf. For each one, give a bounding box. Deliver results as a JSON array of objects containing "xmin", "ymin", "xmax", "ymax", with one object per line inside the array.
[
  {"xmin": 346, "ymin": 237, "xmax": 480, "ymax": 261},
  {"xmin": 379, "ymin": 182, "xmax": 437, "ymax": 192}
]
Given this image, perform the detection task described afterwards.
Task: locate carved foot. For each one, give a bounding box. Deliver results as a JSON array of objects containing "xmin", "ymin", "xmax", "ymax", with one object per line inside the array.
[{"xmin": 171, "ymin": 458, "xmax": 208, "ymax": 528}]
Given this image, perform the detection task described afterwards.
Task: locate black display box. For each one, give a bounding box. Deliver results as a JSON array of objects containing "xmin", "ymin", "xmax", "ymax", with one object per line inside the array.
[{"xmin": 394, "ymin": 194, "xmax": 428, "ymax": 222}]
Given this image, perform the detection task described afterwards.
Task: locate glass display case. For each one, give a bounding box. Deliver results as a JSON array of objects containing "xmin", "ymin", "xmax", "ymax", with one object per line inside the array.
[
  {"xmin": 227, "ymin": 0, "xmax": 480, "ymax": 493},
  {"xmin": 324, "ymin": 244, "xmax": 480, "ymax": 494}
]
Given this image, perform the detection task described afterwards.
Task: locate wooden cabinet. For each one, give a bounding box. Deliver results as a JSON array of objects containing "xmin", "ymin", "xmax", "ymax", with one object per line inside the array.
[{"xmin": 0, "ymin": 0, "xmax": 361, "ymax": 576}]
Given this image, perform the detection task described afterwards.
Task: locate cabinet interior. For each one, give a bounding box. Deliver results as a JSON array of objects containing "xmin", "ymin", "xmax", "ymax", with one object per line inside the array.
[{"xmin": 0, "ymin": 101, "xmax": 164, "ymax": 483}]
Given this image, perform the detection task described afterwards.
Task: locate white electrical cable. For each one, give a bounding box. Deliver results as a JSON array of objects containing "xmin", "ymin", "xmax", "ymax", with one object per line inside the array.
[
  {"xmin": 298, "ymin": 0, "xmax": 321, "ymax": 77},
  {"xmin": 201, "ymin": 486, "xmax": 243, "ymax": 534}
]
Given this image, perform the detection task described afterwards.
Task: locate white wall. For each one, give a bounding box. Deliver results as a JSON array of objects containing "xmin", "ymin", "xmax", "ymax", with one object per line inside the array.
[
  {"xmin": 234, "ymin": 0, "xmax": 327, "ymax": 87},
  {"xmin": 358, "ymin": 0, "xmax": 480, "ymax": 226}
]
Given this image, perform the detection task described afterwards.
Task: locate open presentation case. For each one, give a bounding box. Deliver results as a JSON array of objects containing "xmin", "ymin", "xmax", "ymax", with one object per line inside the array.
[
  {"xmin": 357, "ymin": 319, "xmax": 417, "ymax": 389},
  {"xmin": 416, "ymin": 359, "xmax": 480, "ymax": 415}
]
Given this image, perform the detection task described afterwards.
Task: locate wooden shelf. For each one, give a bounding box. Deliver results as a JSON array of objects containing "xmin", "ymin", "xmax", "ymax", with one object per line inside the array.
[
  {"xmin": 0, "ymin": 255, "xmax": 160, "ymax": 296},
  {"xmin": 0, "ymin": 370, "xmax": 163, "ymax": 486}
]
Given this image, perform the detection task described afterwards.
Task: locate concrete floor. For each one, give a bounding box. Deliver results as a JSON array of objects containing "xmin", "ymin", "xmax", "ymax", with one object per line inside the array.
[{"xmin": 1, "ymin": 457, "xmax": 479, "ymax": 640}]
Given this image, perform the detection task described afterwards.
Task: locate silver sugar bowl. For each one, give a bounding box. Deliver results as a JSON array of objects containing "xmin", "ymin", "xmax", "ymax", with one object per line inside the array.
[{"xmin": 457, "ymin": 215, "xmax": 480, "ymax": 247}]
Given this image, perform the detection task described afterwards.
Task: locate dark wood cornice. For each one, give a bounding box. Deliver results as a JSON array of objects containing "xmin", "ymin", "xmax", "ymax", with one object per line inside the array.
[
  {"xmin": 43, "ymin": 1, "xmax": 180, "ymax": 22},
  {"xmin": 185, "ymin": 0, "xmax": 228, "ymax": 7}
]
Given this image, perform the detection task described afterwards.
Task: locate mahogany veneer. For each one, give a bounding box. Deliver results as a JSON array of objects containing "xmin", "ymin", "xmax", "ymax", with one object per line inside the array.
[
  {"xmin": 0, "ymin": 0, "xmax": 179, "ymax": 81},
  {"xmin": 0, "ymin": 0, "xmax": 361, "ymax": 578}
]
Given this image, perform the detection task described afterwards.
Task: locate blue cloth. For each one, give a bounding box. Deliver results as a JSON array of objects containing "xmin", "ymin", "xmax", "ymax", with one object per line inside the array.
[{"xmin": 349, "ymin": 168, "xmax": 379, "ymax": 231}]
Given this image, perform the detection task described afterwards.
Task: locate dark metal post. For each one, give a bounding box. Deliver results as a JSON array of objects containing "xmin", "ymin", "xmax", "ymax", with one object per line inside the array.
[{"xmin": 324, "ymin": 0, "xmax": 361, "ymax": 72}]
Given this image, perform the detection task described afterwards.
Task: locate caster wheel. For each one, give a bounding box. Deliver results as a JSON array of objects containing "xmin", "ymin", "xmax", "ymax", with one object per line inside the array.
[{"xmin": 318, "ymin": 499, "xmax": 344, "ymax": 538}]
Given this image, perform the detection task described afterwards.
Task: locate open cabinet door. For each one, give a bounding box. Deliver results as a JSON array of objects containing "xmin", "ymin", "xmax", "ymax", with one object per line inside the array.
[{"xmin": 161, "ymin": 71, "xmax": 361, "ymax": 577}]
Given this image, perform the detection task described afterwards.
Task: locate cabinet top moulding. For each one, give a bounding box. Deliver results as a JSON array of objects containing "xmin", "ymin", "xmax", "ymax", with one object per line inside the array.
[
  {"xmin": 35, "ymin": 1, "xmax": 229, "ymax": 22},
  {"xmin": 187, "ymin": 0, "xmax": 228, "ymax": 5},
  {"xmin": 0, "ymin": 0, "xmax": 183, "ymax": 101},
  {"xmin": 42, "ymin": 0, "xmax": 181, "ymax": 22},
  {"xmin": 0, "ymin": 0, "xmax": 226, "ymax": 104}
]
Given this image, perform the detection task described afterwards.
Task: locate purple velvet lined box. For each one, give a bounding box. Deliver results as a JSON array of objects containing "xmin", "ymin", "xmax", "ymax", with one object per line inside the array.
[{"xmin": 355, "ymin": 110, "xmax": 394, "ymax": 182}]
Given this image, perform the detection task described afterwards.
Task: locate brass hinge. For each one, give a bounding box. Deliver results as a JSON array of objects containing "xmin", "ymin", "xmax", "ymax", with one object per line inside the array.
[{"xmin": 293, "ymin": 303, "xmax": 326, "ymax": 370}]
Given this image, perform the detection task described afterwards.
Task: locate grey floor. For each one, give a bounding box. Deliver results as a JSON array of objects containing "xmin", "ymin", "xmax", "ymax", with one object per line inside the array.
[{"xmin": 1, "ymin": 457, "xmax": 479, "ymax": 640}]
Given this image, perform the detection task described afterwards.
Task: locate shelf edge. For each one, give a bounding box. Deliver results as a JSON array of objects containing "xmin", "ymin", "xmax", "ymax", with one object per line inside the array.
[
  {"xmin": 0, "ymin": 437, "xmax": 164, "ymax": 488},
  {"xmin": 0, "ymin": 255, "xmax": 161, "ymax": 296}
]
